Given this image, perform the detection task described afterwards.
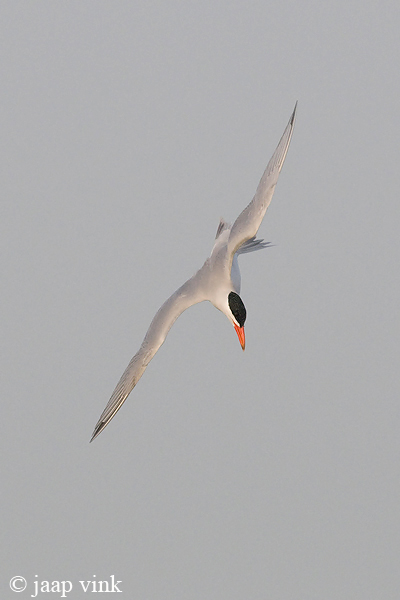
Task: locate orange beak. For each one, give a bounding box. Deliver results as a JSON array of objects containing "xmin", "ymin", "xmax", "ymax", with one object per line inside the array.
[{"xmin": 234, "ymin": 323, "xmax": 246, "ymax": 351}]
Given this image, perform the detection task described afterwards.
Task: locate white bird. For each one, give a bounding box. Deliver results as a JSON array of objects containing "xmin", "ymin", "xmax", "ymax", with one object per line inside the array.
[{"xmin": 91, "ymin": 104, "xmax": 297, "ymax": 441}]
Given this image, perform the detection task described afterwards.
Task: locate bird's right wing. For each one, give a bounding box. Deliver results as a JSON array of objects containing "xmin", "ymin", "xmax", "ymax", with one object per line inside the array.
[
  {"xmin": 90, "ymin": 274, "xmax": 205, "ymax": 441},
  {"xmin": 227, "ymin": 104, "xmax": 297, "ymax": 264}
]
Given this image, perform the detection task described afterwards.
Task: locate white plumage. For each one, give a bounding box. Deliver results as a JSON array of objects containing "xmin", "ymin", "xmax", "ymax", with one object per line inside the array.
[{"xmin": 91, "ymin": 104, "xmax": 297, "ymax": 441}]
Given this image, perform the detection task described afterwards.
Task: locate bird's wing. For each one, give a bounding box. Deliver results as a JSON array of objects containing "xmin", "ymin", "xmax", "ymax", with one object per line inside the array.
[
  {"xmin": 90, "ymin": 273, "xmax": 205, "ymax": 441},
  {"xmin": 227, "ymin": 104, "xmax": 297, "ymax": 264}
]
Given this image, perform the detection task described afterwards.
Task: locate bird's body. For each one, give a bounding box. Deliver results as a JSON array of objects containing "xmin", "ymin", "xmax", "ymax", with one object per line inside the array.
[{"xmin": 91, "ymin": 105, "xmax": 297, "ymax": 441}]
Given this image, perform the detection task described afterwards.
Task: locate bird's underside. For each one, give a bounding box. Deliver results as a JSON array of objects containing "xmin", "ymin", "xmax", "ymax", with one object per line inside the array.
[{"xmin": 90, "ymin": 104, "xmax": 296, "ymax": 442}]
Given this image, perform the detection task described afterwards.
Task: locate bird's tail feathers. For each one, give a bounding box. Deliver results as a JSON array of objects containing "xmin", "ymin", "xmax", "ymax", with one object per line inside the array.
[
  {"xmin": 236, "ymin": 236, "xmax": 273, "ymax": 255},
  {"xmin": 215, "ymin": 218, "xmax": 231, "ymax": 239}
]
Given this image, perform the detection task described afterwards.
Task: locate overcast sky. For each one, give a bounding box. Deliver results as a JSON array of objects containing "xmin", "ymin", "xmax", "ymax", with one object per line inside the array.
[{"xmin": 2, "ymin": 2, "xmax": 400, "ymax": 599}]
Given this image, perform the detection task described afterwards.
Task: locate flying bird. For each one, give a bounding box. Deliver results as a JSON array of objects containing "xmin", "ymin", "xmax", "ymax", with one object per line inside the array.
[{"xmin": 91, "ymin": 104, "xmax": 297, "ymax": 441}]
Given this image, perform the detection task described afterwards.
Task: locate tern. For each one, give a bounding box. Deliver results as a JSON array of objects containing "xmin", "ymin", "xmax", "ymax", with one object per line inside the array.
[{"xmin": 91, "ymin": 104, "xmax": 296, "ymax": 441}]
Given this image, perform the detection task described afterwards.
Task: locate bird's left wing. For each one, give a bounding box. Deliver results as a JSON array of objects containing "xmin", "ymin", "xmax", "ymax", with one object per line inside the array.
[
  {"xmin": 227, "ymin": 103, "xmax": 297, "ymax": 263},
  {"xmin": 90, "ymin": 273, "xmax": 205, "ymax": 441}
]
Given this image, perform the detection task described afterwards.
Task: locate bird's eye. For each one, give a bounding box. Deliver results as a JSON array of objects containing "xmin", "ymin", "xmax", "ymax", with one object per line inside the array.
[{"xmin": 228, "ymin": 292, "xmax": 246, "ymax": 327}]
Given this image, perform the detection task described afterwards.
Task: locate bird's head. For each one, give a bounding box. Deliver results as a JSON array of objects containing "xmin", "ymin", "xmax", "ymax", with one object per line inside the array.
[{"xmin": 227, "ymin": 291, "xmax": 246, "ymax": 350}]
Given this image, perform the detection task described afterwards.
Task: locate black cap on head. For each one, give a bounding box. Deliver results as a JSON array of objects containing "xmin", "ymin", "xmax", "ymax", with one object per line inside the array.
[{"xmin": 228, "ymin": 292, "xmax": 246, "ymax": 327}]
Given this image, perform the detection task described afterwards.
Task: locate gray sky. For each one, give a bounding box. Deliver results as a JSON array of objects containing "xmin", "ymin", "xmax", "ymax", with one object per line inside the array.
[{"xmin": 2, "ymin": 1, "xmax": 400, "ymax": 599}]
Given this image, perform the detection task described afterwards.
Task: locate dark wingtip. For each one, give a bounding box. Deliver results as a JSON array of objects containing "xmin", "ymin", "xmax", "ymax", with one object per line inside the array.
[
  {"xmin": 89, "ymin": 422, "xmax": 104, "ymax": 443},
  {"xmin": 290, "ymin": 102, "xmax": 298, "ymax": 125}
]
